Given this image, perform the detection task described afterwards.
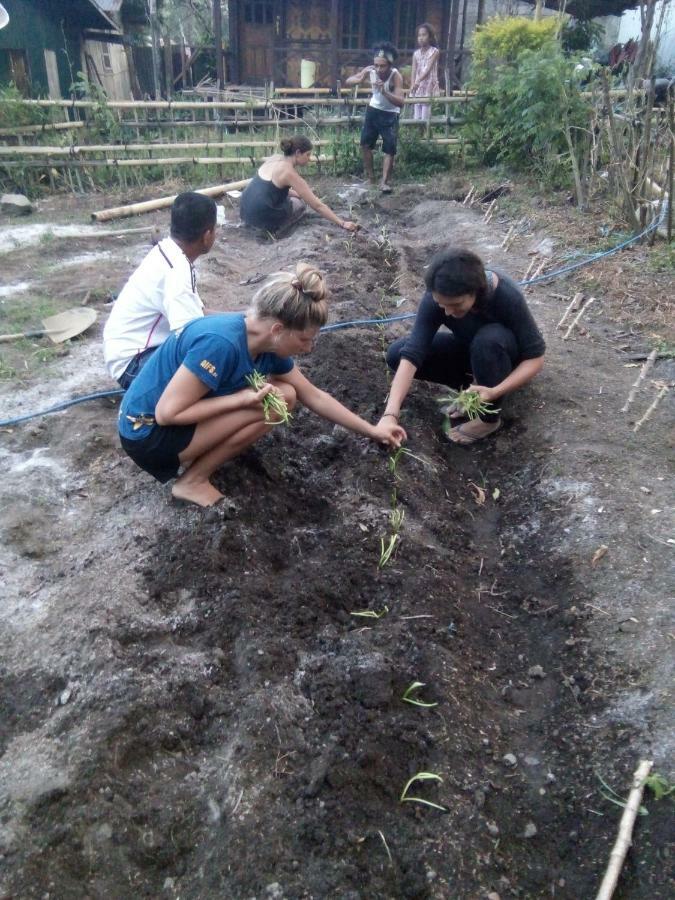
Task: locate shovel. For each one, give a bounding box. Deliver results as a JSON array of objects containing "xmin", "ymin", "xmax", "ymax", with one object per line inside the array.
[{"xmin": 0, "ymin": 307, "xmax": 98, "ymax": 343}]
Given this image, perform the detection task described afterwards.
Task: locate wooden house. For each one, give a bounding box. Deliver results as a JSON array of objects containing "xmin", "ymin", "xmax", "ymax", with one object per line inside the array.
[
  {"xmin": 0, "ymin": 0, "xmax": 122, "ymax": 97},
  {"xmin": 227, "ymin": 0, "xmax": 454, "ymax": 87}
]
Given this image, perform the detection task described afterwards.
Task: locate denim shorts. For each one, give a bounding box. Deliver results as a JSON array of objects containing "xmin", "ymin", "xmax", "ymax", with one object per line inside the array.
[
  {"xmin": 117, "ymin": 346, "xmax": 157, "ymax": 390},
  {"xmin": 120, "ymin": 424, "xmax": 196, "ymax": 484},
  {"xmin": 361, "ymin": 106, "xmax": 400, "ymax": 156}
]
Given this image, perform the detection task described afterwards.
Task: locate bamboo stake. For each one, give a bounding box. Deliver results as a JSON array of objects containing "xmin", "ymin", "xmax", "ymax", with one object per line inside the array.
[
  {"xmin": 483, "ymin": 199, "xmax": 497, "ymax": 221},
  {"xmin": 0, "ymin": 95, "xmax": 472, "ymax": 111},
  {"xmin": 595, "ymin": 759, "xmax": 653, "ymax": 900},
  {"xmin": 92, "ymin": 177, "xmax": 252, "ymax": 222},
  {"xmin": 633, "ymin": 383, "xmax": 670, "ymax": 432},
  {"xmin": 523, "ymin": 255, "xmax": 539, "ymax": 280},
  {"xmin": 500, "ymin": 224, "xmax": 516, "ymax": 248},
  {"xmin": 621, "ymin": 348, "xmax": 658, "ymax": 412},
  {"xmin": 557, "ymin": 292, "xmax": 584, "ymax": 329},
  {"xmin": 563, "ymin": 297, "xmax": 595, "ymax": 340}
]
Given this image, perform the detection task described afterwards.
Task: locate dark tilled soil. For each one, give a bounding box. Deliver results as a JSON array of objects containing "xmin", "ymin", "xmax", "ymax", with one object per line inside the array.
[{"xmin": 0, "ymin": 180, "xmax": 673, "ymax": 899}]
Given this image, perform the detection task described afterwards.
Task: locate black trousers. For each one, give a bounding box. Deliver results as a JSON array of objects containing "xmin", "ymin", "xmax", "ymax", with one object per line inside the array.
[{"xmin": 386, "ymin": 324, "xmax": 519, "ymax": 422}]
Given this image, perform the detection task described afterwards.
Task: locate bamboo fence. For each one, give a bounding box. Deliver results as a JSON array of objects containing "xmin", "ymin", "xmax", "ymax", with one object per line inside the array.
[{"xmin": 0, "ymin": 93, "xmax": 469, "ymax": 191}]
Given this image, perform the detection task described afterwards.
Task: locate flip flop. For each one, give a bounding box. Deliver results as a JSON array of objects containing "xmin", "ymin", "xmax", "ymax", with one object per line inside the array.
[
  {"xmin": 380, "ymin": 184, "xmax": 393, "ymax": 194},
  {"xmin": 443, "ymin": 419, "xmax": 502, "ymax": 446}
]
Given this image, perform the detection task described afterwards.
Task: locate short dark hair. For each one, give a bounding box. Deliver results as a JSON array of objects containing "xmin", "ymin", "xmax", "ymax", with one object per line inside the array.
[
  {"xmin": 424, "ymin": 248, "xmax": 488, "ymax": 303},
  {"xmin": 280, "ymin": 135, "xmax": 313, "ymax": 156},
  {"xmin": 170, "ymin": 192, "xmax": 217, "ymax": 242},
  {"xmin": 373, "ymin": 41, "xmax": 398, "ymax": 63}
]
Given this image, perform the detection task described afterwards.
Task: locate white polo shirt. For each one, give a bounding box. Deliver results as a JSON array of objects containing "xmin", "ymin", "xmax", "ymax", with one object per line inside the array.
[{"xmin": 103, "ymin": 237, "xmax": 204, "ymax": 381}]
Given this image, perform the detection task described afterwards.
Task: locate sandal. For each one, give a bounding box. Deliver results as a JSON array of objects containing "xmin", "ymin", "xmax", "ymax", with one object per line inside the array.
[{"xmin": 443, "ymin": 418, "xmax": 502, "ymax": 445}]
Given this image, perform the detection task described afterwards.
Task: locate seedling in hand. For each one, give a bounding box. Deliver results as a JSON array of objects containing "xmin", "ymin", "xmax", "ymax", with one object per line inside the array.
[
  {"xmin": 437, "ymin": 388, "xmax": 499, "ymax": 421},
  {"xmin": 400, "ymin": 772, "xmax": 447, "ymax": 812},
  {"xmin": 402, "ymin": 681, "xmax": 438, "ymax": 708},
  {"xmin": 246, "ymin": 370, "xmax": 292, "ymax": 426}
]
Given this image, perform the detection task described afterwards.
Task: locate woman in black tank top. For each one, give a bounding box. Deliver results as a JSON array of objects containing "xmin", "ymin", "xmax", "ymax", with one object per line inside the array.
[{"xmin": 240, "ymin": 135, "xmax": 358, "ymax": 234}]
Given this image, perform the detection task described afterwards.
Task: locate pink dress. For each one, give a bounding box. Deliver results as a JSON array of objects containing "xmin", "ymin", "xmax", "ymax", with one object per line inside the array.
[{"xmin": 411, "ymin": 47, "xmax": 440, "ymax": 121}]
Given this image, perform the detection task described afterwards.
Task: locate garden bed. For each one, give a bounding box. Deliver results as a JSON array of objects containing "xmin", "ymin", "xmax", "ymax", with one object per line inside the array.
[{"xmin": 0, "ymin": 177, "xmax": 672, "ymax": 899}]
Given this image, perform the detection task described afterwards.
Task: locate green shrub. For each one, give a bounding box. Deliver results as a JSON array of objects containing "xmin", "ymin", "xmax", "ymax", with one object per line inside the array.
[
  {"xmin": 465, "ymin": 35, "xmax": 591, "ymax": 189},
  {"xmin": 470, "ymin": 15, "xmax": 560, "ymax": 73}
]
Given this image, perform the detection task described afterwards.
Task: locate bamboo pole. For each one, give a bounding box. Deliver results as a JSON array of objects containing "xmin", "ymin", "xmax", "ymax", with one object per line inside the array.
[
  {"xmin": 595, "ymin": 760, "xmax": 653, "ymax": 900},
  {"xmin": 0, "ymin": 95, "xmax": 472, "ymax": 111},
  {"xmin": 0, "ymin": 140, "xmax": 331, "ymax": 155},
  {"xmin": 556, "ymin": 292, "xmax": 584, "ymax": 329},
  {"xmin": 0, "ymin": 136, "xmax": 465, "ymax": 156},
  {"xmin": 633, "ymin": 383, "xmax": 670, "ymax": 432},
  {"xmin": 621, "ymin": 348, "xmax": 658, "ymax": 412},
  {"xmin": 563, "ymin": 297, "xmax": 595, "ymax": 340},
  {"xmin": 91, "ymin": 177, "xmax": 253, "ymax": 221},
  {"xmin": 2, "ymin": 155, "xmax": 335, "ymax": 170},
  {"xmin": 0, "ymin": 120, "xmax": 86, "ymax": 137}
]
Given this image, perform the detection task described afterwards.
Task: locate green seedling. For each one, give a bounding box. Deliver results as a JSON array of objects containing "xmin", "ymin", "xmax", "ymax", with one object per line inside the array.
[
  {"xmin": 350, "ymin": 605, "xmax": 389, "ymax": 619},
  {"xmin": 388, "ymin": 446, "xmax": 429, "ymax": 480},
  {"xmin": 389, "ymin": 507, "xmax": 405, "ymax": 535},
  {"xmin": 246, "ymin": 369, "xmax": 292, "ymax": 426},
  {"xmin": 400, "ymin": 772, "xmax": 447, "ymax": 812},
  {"xmin": 644, "ymin": 773, "xmax": 675, "ymax": 801},
  {"xmin": 597, "ymin": 773, "xmax": 648, "ymax": 816},
  {"xmin": 402, "ymin": 681, "xmax": 438, "ymax": 708},
  {"xmin": 378, "ymin": 533, "xmax": 400, "ymax": 569},
  {"xmin": 437, "ymin": 389, "xmax": 499, "ymax": 421}
]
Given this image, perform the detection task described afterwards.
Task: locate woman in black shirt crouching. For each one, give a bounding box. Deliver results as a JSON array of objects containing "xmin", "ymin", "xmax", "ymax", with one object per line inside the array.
[{"xmin": 379, "ymin": 247, "xmax": 545, "ymax": 444}]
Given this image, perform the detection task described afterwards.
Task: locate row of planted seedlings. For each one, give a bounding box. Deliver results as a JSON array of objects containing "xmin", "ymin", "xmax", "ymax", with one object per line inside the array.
[
  {"xmin": 246, "ymin": 214, "xmax": 494, "ymax": 814},
  {"xmin": 348, "ymin": 211, "xmax": 502, "ymax": 811}
]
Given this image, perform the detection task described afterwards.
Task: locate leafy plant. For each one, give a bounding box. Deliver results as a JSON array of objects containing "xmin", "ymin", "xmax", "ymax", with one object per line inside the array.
[
  {"xmin": 470, "ymin": 16, "xmax": 560, "ymax": 70},
  {"xmin": 246, "ymin": 370, "xmax": 292, "ymax": 426},
  {"xmin": 644, "ymin": 773, "xmax": 675, "ymax": 801},
  {"xmin": 379, "ymin": 533, "xmax": 400, "ymax": 569},
  {"xmin": 402, "ymin": 681, "xmax": 438, "ymax": 708},
  {"xmin": 389, "ymin": 507, "xmax": 405, "ymax": 535},
  {"xmin": 465, "ymin": 31, "xmax": 592, "ymax": 194},
  {"xmin": 388, "ymin": 446, "xmax": 428, "ymax": 480},
  {"xmin": 437, "ymin": 388, "xmax": 498, "ymax": 421},
  {"xmin": 400, "ymin": 772, "xmax": 447, "ymax": 812}
]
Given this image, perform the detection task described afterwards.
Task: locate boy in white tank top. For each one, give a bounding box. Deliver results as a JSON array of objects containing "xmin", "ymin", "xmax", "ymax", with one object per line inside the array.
[{"xmin": 345, "ymin": 42, "xmax": 404, "ymax": 193}]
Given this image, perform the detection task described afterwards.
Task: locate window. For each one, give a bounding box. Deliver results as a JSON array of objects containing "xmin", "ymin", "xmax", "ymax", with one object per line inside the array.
[
  {"xmin": 244, "ymin": 1, "xmax": 273, "ymax": 26},
  {"xmin": 341, "ymin": 0, "xmax": 361, "ymax": 50},
  {"xmin": 397, "ymin": 2, "xmax": 419, "ymax": 51},
  {"xmin": 101, "ymin": 43, "xmax": 113, "ymax": 73}
]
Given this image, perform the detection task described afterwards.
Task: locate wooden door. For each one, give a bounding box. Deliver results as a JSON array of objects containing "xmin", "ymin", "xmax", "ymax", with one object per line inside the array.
[
  {"xmin": 44, "ymin": 49, "xmax": 61, "ymax": 99},
  {"xmin": 240, "ymin": 0, "xmax": 275, "ymax": 84},
  {"xmin": 9, "ymin": 49, "xmax": 30, "ymax": 95}
]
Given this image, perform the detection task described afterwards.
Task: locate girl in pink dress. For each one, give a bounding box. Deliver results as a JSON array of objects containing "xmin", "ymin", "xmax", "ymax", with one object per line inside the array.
[{"xmin": 410, "ymin": 23, "xmax": 440, "ymax": 121}]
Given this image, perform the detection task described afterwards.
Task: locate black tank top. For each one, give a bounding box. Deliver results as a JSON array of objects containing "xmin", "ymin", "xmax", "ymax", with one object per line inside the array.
[{"xmin": 240, "ymin": 173, "xmax": 292, "ymax": 230}]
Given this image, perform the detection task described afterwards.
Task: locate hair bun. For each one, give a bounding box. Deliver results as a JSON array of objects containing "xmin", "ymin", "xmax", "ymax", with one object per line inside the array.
[{"xmin": 294, "ymin": 262, "xmax": 327, "ymax": 302}]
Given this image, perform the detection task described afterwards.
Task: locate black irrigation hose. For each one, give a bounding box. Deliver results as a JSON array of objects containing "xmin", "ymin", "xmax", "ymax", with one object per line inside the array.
[{"xmin": 0, "ymin": 203, "xmax": 668, "ymax": 428}]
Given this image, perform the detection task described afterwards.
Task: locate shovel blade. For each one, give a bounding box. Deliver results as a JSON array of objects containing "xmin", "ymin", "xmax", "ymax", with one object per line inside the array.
[{"xmin": 41, "ymin": 307, "xmax": 98, "ymax": 343}]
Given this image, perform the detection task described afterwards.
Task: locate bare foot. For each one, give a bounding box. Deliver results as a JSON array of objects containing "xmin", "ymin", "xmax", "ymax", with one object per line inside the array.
[
  {"xmin": 172, "ymin": 478, "xmax": 224, "ymax": 508},
  {"xmin": 444, "ymin": 418, "xmax": 502, "ymax": 445}
]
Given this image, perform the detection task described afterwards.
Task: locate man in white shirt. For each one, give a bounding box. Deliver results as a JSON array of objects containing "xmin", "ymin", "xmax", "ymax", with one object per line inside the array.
[{"xmin": 103, "ymin": 192, "xmax": 217, "ymax": 388}]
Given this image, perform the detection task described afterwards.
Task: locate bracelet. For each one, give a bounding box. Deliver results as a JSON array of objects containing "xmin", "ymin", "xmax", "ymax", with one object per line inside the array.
[{"xmin": 382, "ymin": 412, "xmax": 399, "ymax": 420}]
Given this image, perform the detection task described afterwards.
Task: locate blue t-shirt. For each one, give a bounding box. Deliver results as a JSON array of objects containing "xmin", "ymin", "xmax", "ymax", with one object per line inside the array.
[{"xmin": 119, "ymin": 313, "xmax": 294, "ymax": 440}]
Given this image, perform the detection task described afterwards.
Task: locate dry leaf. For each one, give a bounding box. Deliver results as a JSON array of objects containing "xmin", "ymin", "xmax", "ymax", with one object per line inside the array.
[
  {"xmin": 492, "ymin": 487, "xmax": 501, "ymax": 501},
  {"xmin": 591, "ymin": 545, "xmax": 608, "ymax": 566},
  {"xmin": 469, "ymin": 481, "xmax": 486, "ymax": 505}
]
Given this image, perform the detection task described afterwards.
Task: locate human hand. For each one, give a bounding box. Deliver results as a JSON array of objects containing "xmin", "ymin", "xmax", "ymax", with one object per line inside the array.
[
  {"xmin": 244, "ymin": 383, "xmax": 274, "ymax": 408},
  {"xmin": 373, "ymin": 419, "xmax": 407, "ymax": 448},
  {"xmin": 341, "ymin": 220, "xmax": 359, "ymax": 232},
  {"xmin": 466, "ymin": 384, "xmax": 497, "ymax": 404}
]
